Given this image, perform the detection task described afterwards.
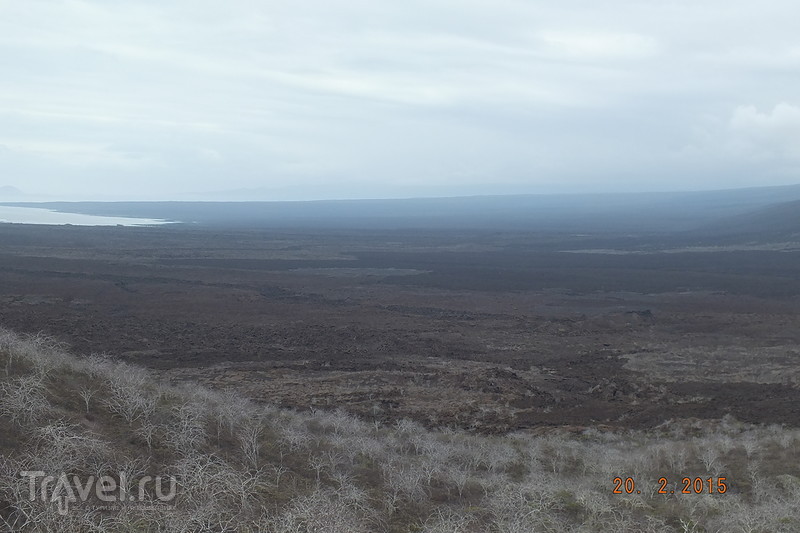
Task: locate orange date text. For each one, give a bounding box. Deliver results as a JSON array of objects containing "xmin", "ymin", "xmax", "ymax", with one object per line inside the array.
[{"xmin": 612, "ymin": 476, "xmax": 728, "ymax": 495}]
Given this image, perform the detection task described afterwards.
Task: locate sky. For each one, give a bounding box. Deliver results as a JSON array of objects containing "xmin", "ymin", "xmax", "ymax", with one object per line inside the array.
[{"xmin": 1, "ymin": 0, "xmax": 799, "ymax": 201}]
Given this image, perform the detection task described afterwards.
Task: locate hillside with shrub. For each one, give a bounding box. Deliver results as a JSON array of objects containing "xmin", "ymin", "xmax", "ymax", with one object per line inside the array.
[{"xmin": 1, "ymin": 327, "xmax": 799, "ymax": 532}]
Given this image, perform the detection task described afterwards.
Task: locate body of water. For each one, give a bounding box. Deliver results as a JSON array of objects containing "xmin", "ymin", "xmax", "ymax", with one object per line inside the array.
[{"xmin": 0, "ymin": 206, "xmax": 170, "ymax": 226}]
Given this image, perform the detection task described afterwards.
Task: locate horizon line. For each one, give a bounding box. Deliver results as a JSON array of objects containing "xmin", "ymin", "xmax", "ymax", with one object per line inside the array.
[{"xmin": 2, "ymin": 182, "xmax": 800, "ymax": 204}]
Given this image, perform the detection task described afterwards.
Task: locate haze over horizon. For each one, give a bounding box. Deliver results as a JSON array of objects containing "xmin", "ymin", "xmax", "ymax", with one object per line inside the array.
[{"xmin": 2, "ymin": 1, "xmax": 800, "ymax": 201}]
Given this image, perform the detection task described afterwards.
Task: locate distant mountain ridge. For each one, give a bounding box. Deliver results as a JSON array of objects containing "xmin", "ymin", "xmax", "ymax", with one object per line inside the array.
[
  {"xmin": 3, "ymin": 183, "xmax": 800, "ymax": 234},
  {"xmin": 704, "ymin": 199, "xmax": 800, "ymax": 239}
]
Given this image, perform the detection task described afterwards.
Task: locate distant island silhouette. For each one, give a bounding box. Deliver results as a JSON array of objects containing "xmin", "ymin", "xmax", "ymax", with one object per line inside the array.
[{"xmin": 0, "ymin": 185, "xmax": 22, "ymax": 197}]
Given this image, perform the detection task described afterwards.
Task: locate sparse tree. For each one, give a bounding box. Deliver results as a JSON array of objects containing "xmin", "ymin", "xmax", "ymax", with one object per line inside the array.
[
  {"xmin": 79, "ymin": 387, "xmax": 95, "ymax": 414},
  {"xmin": 238, "ymin": 419, "xmax": 263, "ymax": 470}
]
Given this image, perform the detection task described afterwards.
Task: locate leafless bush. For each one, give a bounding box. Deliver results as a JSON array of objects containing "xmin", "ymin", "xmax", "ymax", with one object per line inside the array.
[
  {"xmin": 136, "ymin": 419, "xmax": 158, "ymax": 450},
  {"xmin": 0, "ymin": 375, "xmax": 51, "ymax": 427},
  {"xmin": 269, "ymin": 488, "xmax": 373, "ymax": 533},
  {"xmin": 100, "ymin": 362, "xmax": 158, "ymax": 425},
  {"xmin": 485, "ymin": 440, "xmax": 519, "ymax": 473},
  {"xmin": 78, "ymin": 352, "xmax": 115, "ymax": 378},
  {"xmin": 420, "ymin": 508, "xmax": 476, "ymax": 533},
  {"xmin": 281, "ymin": 421, "xmax": 312, "ymax": 452},
  {"xmin": 6, "ymin": 331, "xmax": 68, "ymax": 377},
  {"xmin": 103, "ymin": 383, "xmax": 156, "ymax": 424},
  {"xmin": 78, "ymin": 387, "xmax": 95, "ymax": 414},
  {"xmin": 486, "ymin": 478, "xmax": 559, "ymax": 531},
  {"xmin": 327, "ymin": 408, "xmax": 367, "ymax": 436},
  {"xmin": 166, "ymin": 401, "xmax": 210, "ymax": 454},
  {"xmin": 707, "ymin": 497, "xmax": 800, "ymax": 533},
  {"xmin": 238, "ymin": 418, "xmax": 264, "ymax": 470},
  {"xmin": 210, "ymin": 388, "xmax": 251, "ymax": 442},
  {"xmin": 27, "ymin": 422, "xmax": 112, "ymax": 475},
  {"xmin": 172, "ymin": 451, "xmax": 267, "ymax": 524},
  {"xmin": 445, "ymin": 466, "xmax": 471, "ymax": 499},
  {"xmin": 382, "ymin": 459, "xmax": 426, "ymax": 507},
  {"xmin": 699, "ymin": 447, "xmax": 721, "ymax": 474}
]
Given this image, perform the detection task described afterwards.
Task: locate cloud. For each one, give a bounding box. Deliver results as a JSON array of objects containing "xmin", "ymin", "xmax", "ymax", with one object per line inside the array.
[
  {"xmin": 1, "ymin": 0, "xmax": 800, "ymax": 199},
  {"xmin": 729, "ymin": 103, "xmax": 800, "ymax": 159},
  {"xmin": 538, "ymin": 31, "xmax": 658, "ymax": 61},
  {"xmin": 0, "ymin": 139, "xmax": 148, "ymax": 168}
]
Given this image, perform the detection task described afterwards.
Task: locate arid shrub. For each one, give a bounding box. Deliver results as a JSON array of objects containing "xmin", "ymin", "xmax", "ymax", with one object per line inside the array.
[{"xmin": 0, "ymin": 376, "xmax": 51, "ymax": 427}]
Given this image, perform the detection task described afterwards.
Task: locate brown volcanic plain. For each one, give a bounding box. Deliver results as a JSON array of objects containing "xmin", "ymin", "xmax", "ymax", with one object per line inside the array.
[{"xmin": 1, "ymin": 222, "xmax": 799, "ymax": 432}]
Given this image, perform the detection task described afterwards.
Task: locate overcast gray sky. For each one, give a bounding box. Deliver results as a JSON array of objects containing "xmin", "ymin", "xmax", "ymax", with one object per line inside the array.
[{"xmin": 1, "ymin": 0, "xmax": 799, "ymax": 201}]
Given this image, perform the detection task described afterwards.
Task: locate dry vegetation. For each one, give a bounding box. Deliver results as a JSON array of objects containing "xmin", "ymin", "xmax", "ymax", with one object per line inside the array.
[{"xmin": 1, "ymin": 327, "xmax": 799, "ymax": 532}]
